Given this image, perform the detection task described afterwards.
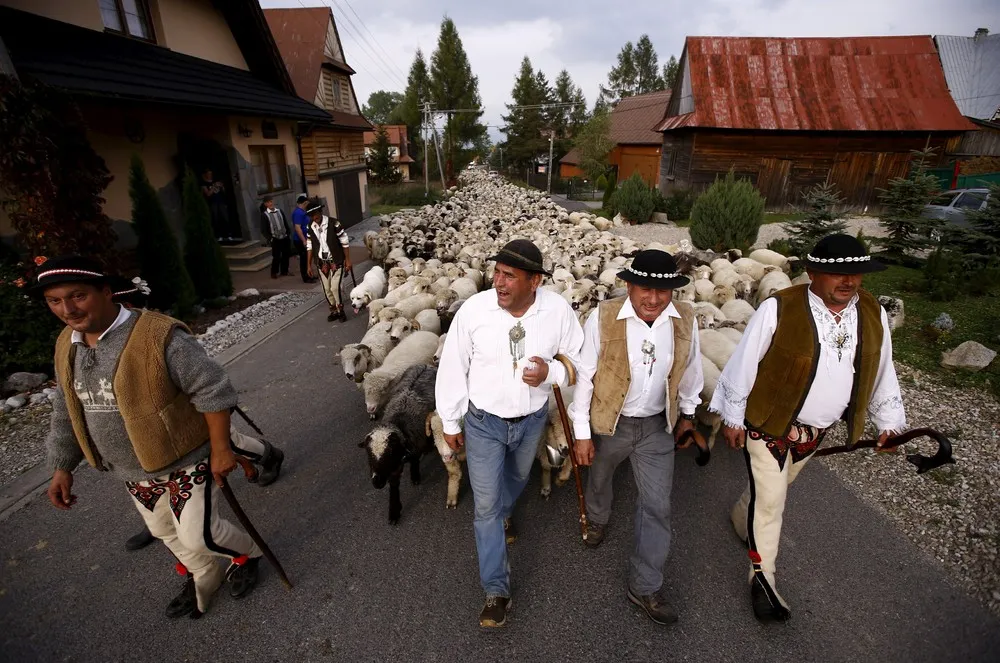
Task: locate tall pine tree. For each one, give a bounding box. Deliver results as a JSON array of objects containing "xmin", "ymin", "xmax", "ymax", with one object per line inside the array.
[
  {"xmin": 600, "ymin": 36, "xmax": 668, "ymax": 106},
  {"xmin": 633, "ymin": 35, "xmax": 663, "ymax": 95},
  {"xmin": 366, "ymin": 125, "xmax": 403, "ymax": 186},
  {"xmin": 391, "ymin": 50, "xmax": 431, "ymax": 172},
  {"xmin": 552, "ymin": 70, "xmax": 588, "ymax": 162},
  {"xmin": 662, "ymin": 55, "xmax": 679, "ymax": 89},
  {"xmin": 501, "ymin": 57, "xmax": 549, "ymax": 172},
  {"xmin": 429, "ymin": 17, "xmax": 487, "ymax": 180}
]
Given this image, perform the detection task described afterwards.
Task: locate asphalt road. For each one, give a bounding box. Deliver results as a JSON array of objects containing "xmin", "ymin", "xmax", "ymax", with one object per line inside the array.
[{"xmin": 1, "ymin": 294, "xmax": 998, "ymax": 663}]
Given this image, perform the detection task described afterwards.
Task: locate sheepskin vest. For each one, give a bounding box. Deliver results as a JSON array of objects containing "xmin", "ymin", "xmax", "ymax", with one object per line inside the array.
[
  {"xmin": 744, "ymin": 284, "xmax": 883, "ymax": 444},
  {"xmin": 589, "ymin": 297, "xmax": 695, "ymax": 436},
  {"xmin": 54, "ymin": 311, "xmax": 210, "ymax": 473}
]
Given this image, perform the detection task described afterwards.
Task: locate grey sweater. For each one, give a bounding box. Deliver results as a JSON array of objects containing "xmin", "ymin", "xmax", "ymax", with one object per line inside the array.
[{"xmin": 45, "ymin": 309, "xmax": 238, "ymax": 482}]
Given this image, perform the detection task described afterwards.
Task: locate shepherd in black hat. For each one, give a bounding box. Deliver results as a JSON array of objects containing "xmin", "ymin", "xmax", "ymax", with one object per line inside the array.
[
  {"xmin": 567, "ymin": 249, "xmax": 703, "ymax": 625},
  {"xmin": 433, "ymin": 238, "xmax": 584, "ymax": 628},
  {"xmin": 708, "ymin": 233, "xmax": 905, "ymax": 623},
  {"xmin": 36, "ymin": 256, "xmax": 284, "ymax": 618}
]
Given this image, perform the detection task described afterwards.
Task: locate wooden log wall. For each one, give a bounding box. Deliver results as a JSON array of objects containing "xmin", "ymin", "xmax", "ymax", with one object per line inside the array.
[{"xmin": 301, "ymin": 129, "xmax": 366, "ymax": 182}]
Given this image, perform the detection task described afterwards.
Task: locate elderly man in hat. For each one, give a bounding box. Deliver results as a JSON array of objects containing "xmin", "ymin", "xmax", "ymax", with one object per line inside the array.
[
  {"xmin": 435, "ymin": 239, "xmax": 584, "ymax": 628},
  {"xmin": 305, "ymin": 197, "xmax": 352, "ymax": 322},
  {"xmin": 709, "ymin": 233, "xmax": 906, "ymax": 623},
  {"xmin": 568, "ymin": 249, "xmax": 702, "ymax": 625},
  {"xmin": 38, "ymin": 257, "xmax": 271, "ymax": 619}
]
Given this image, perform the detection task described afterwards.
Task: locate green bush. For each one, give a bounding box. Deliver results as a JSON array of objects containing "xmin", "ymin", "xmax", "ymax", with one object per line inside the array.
[
  {"xmin": 602, "ymin": 174, "xmax": 617, "ymax": 210},
  {"xmin": 596, "ymin": 174, "xmax": 609, "ymax": 191},
  {"xmin": 182, "ymin": 167, "xmax": 232, "ymax": 302},
  {"xmin": 651, "ymin": 188, "xmax": 668, "ymax": 214},
  {"xmin": 689, "ymin": 170, "xmax": 765, "ymax": 252},
  {"xmin": 663, "ymin": 188, "xmax": 696, "ymax": 221},
  {"xmin": 373, "ymin": 184, "xmax": 441, "ymax": 207},
  {"xmin": 129, "ymin": 155, "xmax": 196, "ymax": 316},
  {"xmin": 878, "ymin": 148, "xmax": 941, "ymax": 261},
  {"xmin": 611, "ymin": 172, "xmax": 655, "ymax": 224},
  {"xmin": 0, "ymin": 246, "xmax": 61, "ymax": 376},
  {"xmin": 766, "ymin": 238, "xmax": 793, "ymax": 257}
]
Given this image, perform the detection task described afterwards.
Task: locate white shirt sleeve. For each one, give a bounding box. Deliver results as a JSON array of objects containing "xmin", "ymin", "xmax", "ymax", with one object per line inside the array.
[
  {"xmin": 677, "ymin": 316, "xmax": 704, "ymax": 416},
  {"xmin": 867, "ymin": 306, "xmax": 907, "ymax": 434},
  {"xmin": 305, "ymin": 228, "xmax": 314, "ymax": 252},
  {"xmin": 434, "ymin": 305, "xmax": 472, "ymax": 436},
  {"xmin": 709, "ymin": 298, "xmax": 778, "ymax": 429},
  {"xmin": 569, "ymin": 308, "xmax": 601, "ymax": 440},
  {"xmin": 544, "ymin": 298, "xmax": 585, "ymax": 388}
]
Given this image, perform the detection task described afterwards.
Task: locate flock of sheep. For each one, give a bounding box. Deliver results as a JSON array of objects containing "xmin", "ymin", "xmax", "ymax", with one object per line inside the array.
[{"xmin": 339, "ymin": 169, "xmax": 802, "ymax": 524}]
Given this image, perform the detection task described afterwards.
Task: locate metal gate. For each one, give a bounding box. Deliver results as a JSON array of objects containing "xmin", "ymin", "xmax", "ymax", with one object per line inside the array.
[{"xmin": 333, "ymin": 171, "xmax": 363, "ymax": 229}]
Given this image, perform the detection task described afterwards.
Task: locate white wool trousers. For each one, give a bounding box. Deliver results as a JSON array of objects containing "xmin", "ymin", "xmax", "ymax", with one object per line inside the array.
[
  {"xmin": 318, "ymin": 261, "xmax": 343, "ymax": 308},
  {"xmin": 125, "ymin": 432, "xmax": 266, "ymax": 613}
]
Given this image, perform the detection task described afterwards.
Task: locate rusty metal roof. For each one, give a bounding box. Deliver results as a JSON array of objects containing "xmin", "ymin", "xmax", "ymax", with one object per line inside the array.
[
  {"xmin": 656, "ymin": 36, "xmax": 975, "ymax": 132},
  {"xmin": 610, "ymin": 90, "xmax": 672, "ymax": 144},
  {"xmin": 264, "ymin": 7, "xmax": 329, "ymax": 103}
]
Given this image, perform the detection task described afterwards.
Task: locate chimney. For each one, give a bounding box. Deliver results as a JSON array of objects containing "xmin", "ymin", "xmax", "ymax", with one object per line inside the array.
[{"xmin": 974, "ymin": 28, "xmax": 989, "ymax": 41}]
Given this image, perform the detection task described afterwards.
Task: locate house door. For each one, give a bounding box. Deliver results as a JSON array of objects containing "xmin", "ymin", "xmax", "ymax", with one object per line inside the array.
[{"xmin": 333, "ymin": 171, "xmax": 363, "ymax": 228}]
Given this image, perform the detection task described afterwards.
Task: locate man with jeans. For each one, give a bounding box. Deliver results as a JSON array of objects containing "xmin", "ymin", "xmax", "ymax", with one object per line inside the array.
[
  {"xmin": 291, "ymin": 193, "xmax": 315, "ymax": 283},
  {"xmin": 569, "ymin": 249, "xmax": 703, "ymax": 625},
  {"xmin": 435, "ymin": 239, "xmax": 583, "ymax": 628}
]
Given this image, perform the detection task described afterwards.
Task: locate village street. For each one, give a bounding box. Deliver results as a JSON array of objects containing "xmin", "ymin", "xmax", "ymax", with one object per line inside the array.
[{"xmin": 1, "ymin": 284, "xmax": 998, "ymax": 663}]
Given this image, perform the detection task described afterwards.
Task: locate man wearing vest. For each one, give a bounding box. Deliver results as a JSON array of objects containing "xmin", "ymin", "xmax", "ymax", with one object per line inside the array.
[
  {"xmin": 435, "ymin": 239, "xmax": 584, "ymax": 628},
  {"xmin": 569, "ymin": 249, "xmax": 703, "ymax": 625},
  {"xmin": 709, "ymin": 234, "xmax": 906, "ymax": 623},
  {"xmin": 38, "ymin": 257, "xmax": 272, "ymax": 619},
  {"xmin": 305, "ymin": 198, "xmax": 352, "ymax": 323}
]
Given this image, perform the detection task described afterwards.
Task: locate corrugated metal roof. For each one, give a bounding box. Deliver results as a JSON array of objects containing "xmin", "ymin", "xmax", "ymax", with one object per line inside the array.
[
  {"xmin": 610, "ymin": 90, "xmax": 672, "ymax": 144},
  {"xmin": 656, "ymin": 36, "xmax": 974, "ymax": 132},
  {"xmin": 934, "ymin": 33, "xmax": 1000, "ymax": 121}
]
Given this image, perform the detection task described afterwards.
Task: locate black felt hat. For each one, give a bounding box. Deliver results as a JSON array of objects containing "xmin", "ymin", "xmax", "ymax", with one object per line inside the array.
[
  {"xmin": 487, "ymin": 239, "xmax": 551, "ymax": 276},
  {"xmin": 28, "ymin": 256, "xmax": 108, "ymax": 294},
  {"xmin": 617, "ymin": 250, "xmax": 690, "ymax": 289},
  {"xmin": 805, "ymin": 234, "xmax": 886, "ymax": 274}
]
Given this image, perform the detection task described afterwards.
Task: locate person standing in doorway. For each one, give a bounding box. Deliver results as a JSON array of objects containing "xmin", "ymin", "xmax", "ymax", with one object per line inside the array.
[
  {"xmin": 305, "ymin": 198, "xmax": 351, "ymax": 322},
  {"xmin": 291, "ymin": 193, "xmax": 316, "ymax": 283},
  {"xmin": 260, "ymin": 195, "xmax": 291, "ymax": 279},
  {"xmin": 201, "ymin": 168, "xmax": 240, "ymax": 245}
]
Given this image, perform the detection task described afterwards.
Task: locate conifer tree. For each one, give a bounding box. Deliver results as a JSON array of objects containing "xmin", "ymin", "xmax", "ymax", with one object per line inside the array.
[
  {"xmin": 689, "ymin": 170, "xmax": 765, "ymax": 252},
  {"xmin": 128, "ymin": 155, "xmax": 195, "ymax": 315},
  {"xmin": 877, "ymin": 148, "xmax": 941, "ymax": 261},
  {"xmin": 362, "ymin": 90, "xmax": 404, "ymax": 125},
  {"xmin": 501, "ymin": 57, "xmax": 549, "ymax": 172},
  {"xmin": 785, "ymin": 182, "xmax": 847, "ymax": 256},
  {"xmin": 181, "ymin": 166, "xmax": 232, "ymax": 301},
  {"xmin": 367, "ymin": 125, "xmax": 403, "ymax": 186},
  {"xmin": 574, "ymin": 109, "xmax": 614, "ymax": 183},
  {"xmin": 662, "ymin": 55, "xmax": 679, "ymax": 89},
  {"xmin": 391, "ymin": 50, "xmax": 431, "ymax": 167}
]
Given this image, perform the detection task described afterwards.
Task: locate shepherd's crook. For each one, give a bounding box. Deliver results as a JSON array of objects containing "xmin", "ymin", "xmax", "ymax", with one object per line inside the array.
[
  {"xmin": 551, "ymin": 354, "xmax": 589, "ymax": 541},
  {"xmin": 814, "ymin": 427, "xmax": 955, "ymax": 474},
  {"xmin": 223, "ymin": 457, "xmax": 293, "ymax": 589}
]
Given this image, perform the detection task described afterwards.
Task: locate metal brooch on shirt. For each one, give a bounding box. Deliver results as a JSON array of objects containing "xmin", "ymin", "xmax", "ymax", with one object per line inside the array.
[
  {"xmin": 826, "ymin": 328, "xmax": 851, "ymax": 362},
  {"xmin": 641, "ymin": 339, "xmax": 656, "ymax": 376},
  {"xmin": 509, "ymin": 321, "xmax": 526, "ymax": 373}
]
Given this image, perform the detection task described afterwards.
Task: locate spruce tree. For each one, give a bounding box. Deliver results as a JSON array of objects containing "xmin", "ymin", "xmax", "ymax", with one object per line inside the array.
[
  {"xmin": 391, "ymin": 50, "xmax": 431, "ymax": 170},
  {"xmin": 633, "ymin": 35, "xmax": 664, "ymax": 95},
  {"xmin": 362, "ymin": 90, "xmax": 404, "ymax": 125},
  {"xmin": 612, "ymin": 172, "xmax": 655, "ymax": 224},
  {"xmin": 429, "ymin": 18, "xmax": 488, "ymax": 179},
  {"xmin": 960, "ymin": 182, "xmax": 1000, "ymax": 265},
  {"xmin": 599, "ymin": 41, "xmax": 636, "ymax": 106},
  {"xmin": 689, "ymin": 170, "xmax": 765, "ymax": 252},
  {"xmin": 785, "ymin": 182, "xmax": 847, "ymax": 257},
  {"xmin": 877, "ymin": 148, "xmax": 941, "ymax": 261},
  {"xmin": 181, "ymin": 166, "xmax": 232, "ymax": 301},
  {"xmin": 367, "ymin": 125, "xmax": 403, "ymax": 186},
  {"xmin": 574, "ymin": 109, "xmax": 614, "ymax": 183},
  {"xmin": 501, "ymin": 57, "xmax": 549, "ymax": 172},
  {"xmin": 128, "ymin": 154, "xmax": 196, "ymax": 315},
  {"xmin": 662, "ymin": 55, "xmax": 679, "ymax": 89},
  {"xmin": 552, "ymin": 70, "xmax": 588, "ymax": 159}
]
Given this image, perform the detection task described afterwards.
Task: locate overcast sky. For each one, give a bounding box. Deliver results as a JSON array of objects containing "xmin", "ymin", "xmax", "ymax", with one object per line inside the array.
[{"xmin": 259, "ymin": 0, "xmax": 999, "ymax": 141}]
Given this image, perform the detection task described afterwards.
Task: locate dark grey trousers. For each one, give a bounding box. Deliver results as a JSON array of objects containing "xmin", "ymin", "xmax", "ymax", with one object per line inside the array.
[{"xmin": 586, "ymin": 413, "xmax": 675, "ymax": 595}]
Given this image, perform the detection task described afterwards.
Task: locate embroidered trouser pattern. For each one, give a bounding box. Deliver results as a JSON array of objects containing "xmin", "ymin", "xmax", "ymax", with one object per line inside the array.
[
  {"xmin": 730, "ymin": 423, "xmax": 827, "ymax": 606},
  {"xmin": 125, "ymin": 433, "xmax": 267, "ymax": 613},
  {"xmin": 318, "ymin": 260, "xmax": 343, "ymax": 308}
]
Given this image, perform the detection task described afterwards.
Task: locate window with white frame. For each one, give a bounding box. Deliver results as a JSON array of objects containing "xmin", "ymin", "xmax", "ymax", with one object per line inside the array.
[{"xmin": 99, "ymin": 0, "xmax": 154, "ymax": 41}]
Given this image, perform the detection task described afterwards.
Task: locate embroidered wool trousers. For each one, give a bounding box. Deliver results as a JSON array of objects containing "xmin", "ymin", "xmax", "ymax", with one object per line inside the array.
[
  {"xmin": 125, "ymin": 431, "xmax": 266, "ymax": 613},
  {"xmin": 463, "ymin": 401, "xmax": 548, "ymax": 598},
  {"xmin": 318, "ymin": 261, "xmax": 343, "ymax": 308},
  {"xmin": 586, "ymin": 413, "xmax": 675, "ymax": 596}
]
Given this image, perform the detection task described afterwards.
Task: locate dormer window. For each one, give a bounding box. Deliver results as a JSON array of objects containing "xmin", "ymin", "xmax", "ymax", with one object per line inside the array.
[{"xmin": 99, "ymin": 0, "xmax": 154, "ymax": 42}]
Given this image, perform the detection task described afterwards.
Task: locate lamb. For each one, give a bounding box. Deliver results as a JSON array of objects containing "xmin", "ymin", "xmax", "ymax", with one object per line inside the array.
[
  {"xmin": 393, "ymin": 292, "xmax": 438, "ymax": 320},
  {"xmin": 363, "ymin": 331, "xmax": 439, "ymax": 418},
  {"xmin": 748, "ymin": 248, "xmax": 790, "ymax": 272},
  {"xmin": 412, "ymin": 309, "xmax": 442, "ymax": 335},
  {"xmin": 349, "ymin": 266, "xmax": 387, "ymax": 313},
  {"xmin": 755, "ymin": 270, "xmax": 794, "ymax": 306},
  {"xmin": 383, "ymin": 281, "xmax": 418, "ymax": 306},
  {"xmin": 721, "ymin": 299, "xmax": 756, "ymax": 326},
  {"xmin": 339, "ymin": 321, "xmax": 393, "ymax": 385},
  {"xmin": 699, "ymin": 328, "xmax": 738, "ymax": 371},
  {"xmin": 367, "ymin": 299, "xmax": 389, "ymax": 327},
  {"xmin": 360, "ymin": 364, "xmax": 438, "ymax": 524}
]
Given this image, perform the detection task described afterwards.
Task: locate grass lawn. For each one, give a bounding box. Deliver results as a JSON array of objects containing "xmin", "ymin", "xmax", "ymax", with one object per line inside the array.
[
  {"xmin": 864, "ymin": 265, "xmax": 1000, "ymax": 398},
  {"xmin": 763, "ymin": 211, "xmax": 807, "ymax": 224}
]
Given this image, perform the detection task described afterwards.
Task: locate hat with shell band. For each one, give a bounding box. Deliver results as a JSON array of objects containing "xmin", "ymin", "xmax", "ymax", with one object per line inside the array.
[
  {"xmin": 805, "ymin": 233, "xmax": 885, "ymax": 274},
  {"xmin": 616, "ymin": 249, "xmax": 690, "ymax": 289},
  {"xmin": 29, "ymin": 256, "xmax": 108, "ymax": 295}
]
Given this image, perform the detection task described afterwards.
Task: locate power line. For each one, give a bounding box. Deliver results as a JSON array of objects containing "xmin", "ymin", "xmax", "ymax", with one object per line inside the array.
[
  {"xmin": 324, "ymin": 0, "xmax": 406, "ymax": 89},
  {"xmin": 294, "ymin": 0, "xmax": 393, "ymax": 91},
  {"xmin": 336, "ymin": 0, "xmax": 409, "ymax": 83}
]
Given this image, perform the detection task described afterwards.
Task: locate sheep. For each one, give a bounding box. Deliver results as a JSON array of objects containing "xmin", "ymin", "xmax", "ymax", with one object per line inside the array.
[
  {"xmin": 393, "ymin": 292, "xmax": 438, "ymax": 321},
  {"xmin": 407, "ymin": 276, "xmax": 433, "ymax": 295},
  {"xmin": 699, "ymin": 329, "xmax": 738, "ymax": 371},
  {"xmin": 552, "ymin": 268, "xmax": 575, "ymax": 288},
  {"xmin": 375, "ymin": 306, "xmax": 403, "ymax": 325},
  {"xmin": 692, "ymin": 265, "xmax": 713, "ymax": 281},
  {"xmin": 562, "ymin": 280, "xmax": 596, "ymax": 311},
  {"xmin": 598, "ymin": 268, "xmax": 621, "ymax": 288},
  {"xmin": 710, "ymin": 284, "xmax": 737, "ymax": 308},
  {"xmin": 755, "ymin": 270, "xmax": 794, "ymax": 306},
  {"xmin": 360, "ymin": 364, "xmax": 438, "ymax": 524},
  {"xmin": 711, "ymin": 268, "xmax": 745, "ymax": 289},
  {"xmin": 427, "ymin": 411, "xmax": 466, "ymax": 508},
  {"xmin": 449, "ymin": 276, "xmax": 479, "ymax": 301},
  {"xmin": 717, "ymin": 327, "xmax": 744, "ymax": 345},
  {"xmin": 731, "ymin": 258, "xmax": 772, "ymax": 282},
  {"xmin": 439, "ymin": 298, "xmax": 466, "ymax": 334},
  {"xmin": 412, "ymin": 309, "xmax": 442, "ymax": 335},
  {"xmin": 696, "ymin": 355, "xmax": 724, "ymax": 449},
  {"xmin": 694, "ymin": 279, "xmax": 717, "ymax": 302},
  {"xmin": 710, "ymin": 258, "xmax": 734, "ymax": 273},
  {"xmin": 367, "ymin": 299, "xmax": 389, "ymax": 327},
  {"xmin": 383, "ymin": 281, "xmax": 418, "ymax": 306},
  {"xmin": 749, "ymin": 248, "xmax": 790, "ymax": 272},
  {"xmin": 721, "ymin": 299, "xmax": 756, "ymax": 326},
  {"xmin": 389, "ymin": 316, "xmax": 414, "ymax": 344},
  {"xmin": 433, "ymin": 333, "xmax": 448, "ymax": 364},
  {"xmin": 463, "ymin": 269, "xmax": 484, "ymax": 290},
  {"xmin": 349, "ymin": 266, "xmax": 388, "ymax": 313},
  {"xmin": 693, "ymin": 301, "xmax": 727, "ymax": 330},
  {"xmin": 791, "ymin": 272, "xmax": 811, "ymax": 286},
  {"xmin": 339, "ymin": 321, "xmax": 393, "ymax": 385},
  {"xmin": 674, "ymin": 281, "xmax": 696, "ymax": 303},
  {"xmin": 363, "ymin": 331, "xmax": 439, "ymax": 419}
]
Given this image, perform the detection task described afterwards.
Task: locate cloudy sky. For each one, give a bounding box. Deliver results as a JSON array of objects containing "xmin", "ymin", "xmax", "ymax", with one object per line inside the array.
[{"xmin": 259, "ymin": 0, "xmax": 999, "ymax": 140}]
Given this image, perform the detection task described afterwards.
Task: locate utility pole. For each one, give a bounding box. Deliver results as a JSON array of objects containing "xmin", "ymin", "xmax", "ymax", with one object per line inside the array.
[
  {"xmin": 499, "ymin": 147, "xmax": 503, "ymax": 172},
  {"xmin": 422, "ymin": 102, "xmax": 430, "ymax": 198},
  {"xmin": 547, "ymin": 131, "xmax": 554, "ymax": 194}
]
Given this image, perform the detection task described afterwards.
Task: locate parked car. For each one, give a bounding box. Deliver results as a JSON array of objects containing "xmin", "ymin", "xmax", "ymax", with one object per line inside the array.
[{"xmin": 922, "ymin": 188, "xmax": 990, "ymax": 228}]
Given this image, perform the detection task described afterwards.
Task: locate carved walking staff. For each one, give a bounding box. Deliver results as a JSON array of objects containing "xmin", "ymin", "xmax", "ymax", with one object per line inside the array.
[
  {"xmin": 814, "ymin": 427, "xmax": 955, "ymax": 474},
  {"xmin": 224, "ymin": 456, "xmax": 293, "ymax": 589},
  {"xmin": 549, "ymin": 354, "xmax": 590, "ymax": 541}
]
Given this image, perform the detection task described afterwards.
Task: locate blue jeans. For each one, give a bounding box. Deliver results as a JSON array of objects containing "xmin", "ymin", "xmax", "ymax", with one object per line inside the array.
[{"xmin": 464, "ymin": 401, "xmax": 549, "ymax": 597}]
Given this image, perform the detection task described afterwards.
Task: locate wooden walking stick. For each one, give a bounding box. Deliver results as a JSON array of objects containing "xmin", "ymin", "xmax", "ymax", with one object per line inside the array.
[
  {"xmin": 226, "ymin": 457, "xmax": 294, "ymax": 589},
  {"xmin": 551, "ymin": 354, "xmax": 589, "ymax": 541}
]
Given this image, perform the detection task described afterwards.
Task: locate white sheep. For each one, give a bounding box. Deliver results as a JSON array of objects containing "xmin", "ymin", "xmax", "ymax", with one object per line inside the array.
[
  {"xmin": 694, "ymin": 279, "xmax": 717, "ymax": 302},
  {"xmin": 696, "ymin": 355, "xmax": 724, "ymax": 449},
  {"xmin": 748, "ymin": 248, "xmax": 789, "ymax": 272},
  {"xmin": 349, "ymin": 266, "xmax": 387, "ymax": 313},
  {"xmin": 693, "ymin": 301, "xmax": 727, "ymax": 330},
  {"xmin": 731, "ymin": 258, "xmax": 772, "ymax": 282},
  {"xmin": 674, "ymin": 281, "xmax": 695, "ymax": 303},
  {"xmin": 389, "ymin": 316, "xmax": 415, "ymax": 344},
  {"xmin": 710, "ymin": 258, "xmax": 734, "ymax": 273},
  {"xmin": 383, "ymin": 281, "xmax": 418, "ymax": 306},
  {"xmin": 449, "ymin": 277, "xmax": 479, "ymax": 301},
  {"xmin": 363, "ymin": 331, "xmax": 439, "ymax": 418},
  {"xmin": 717, "ymin": 327, "xmax": 744, "ymax": 345},
  {"xmin": 710, "ymin": 284, "xmax": 737, "ymax": 308},
  {"xmin": 791, "ymin": 272, "xmax": 811, "ymax": 286},
  {"xmin": 393, "ymin": 293, "xmax": 438, "ymax": 321},
  {"xmin": 340, "ymin": 321, "xmax": 394, "ymax": 386},
  {"xmin": 755, "ymin": 270, "xmax": 794, "ymax": 306},
  {"xmin": 699, "ymin": 328, "xmax": 738, "ymax": 371},
  {"xmin": 412, "ymin": 309, "xmax": 442, "ymax": 335},
  {"xmin": 433, "ymin": 333, "xmax": 448, "ymax": 364},
  {"xmin": 721, "ymin": 299, "xmax": 756, "ymax": 326}
]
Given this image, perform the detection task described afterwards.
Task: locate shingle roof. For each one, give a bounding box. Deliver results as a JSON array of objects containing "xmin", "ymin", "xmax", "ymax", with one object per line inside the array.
[
  {"xmin": 560, "ymin": 147, "xmax": 582, "ymax": 165},
  {"xmin": 264, "ymin": 7, "xmax": 336, "ymax": 103},
  {"xmin": 363, "ymin": 126, "xmax": 410, "ymax": 148},
  {"xmin": 657, "ymin": 36, "xmax": 974, "ymax": 132},
  {"xmin": 0, "ymin": 7, "xmax": 331, "ymax": 122},
  {"xmin": 610, "ymin": 90, "xmax": 672, "ymax": 144},
  {"xmin": 934, "ymin": 33, "xmax": 1000, "ymax": 120}
]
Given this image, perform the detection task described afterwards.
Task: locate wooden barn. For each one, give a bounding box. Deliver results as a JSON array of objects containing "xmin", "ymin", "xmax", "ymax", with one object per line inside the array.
[{"xmin": 656, "ymin": 36, "xmax": 975, "ymax": 210}]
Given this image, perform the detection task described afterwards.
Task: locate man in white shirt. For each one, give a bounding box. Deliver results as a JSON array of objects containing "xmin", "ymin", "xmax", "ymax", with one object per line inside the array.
[
  {"xmin": 305, "ymin": 198, "xmax": 352, "ymax": 323},
  {"xmin": 569, "ymin": 249, "xmax": 702, "ymax": 625},
  {"xmin": 709, "ymin": 233, "xmax": 906, "ymax": 623},
  {"xmin": 435, "ymin": 239, "xmax": 584, "ymax": 628}
]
